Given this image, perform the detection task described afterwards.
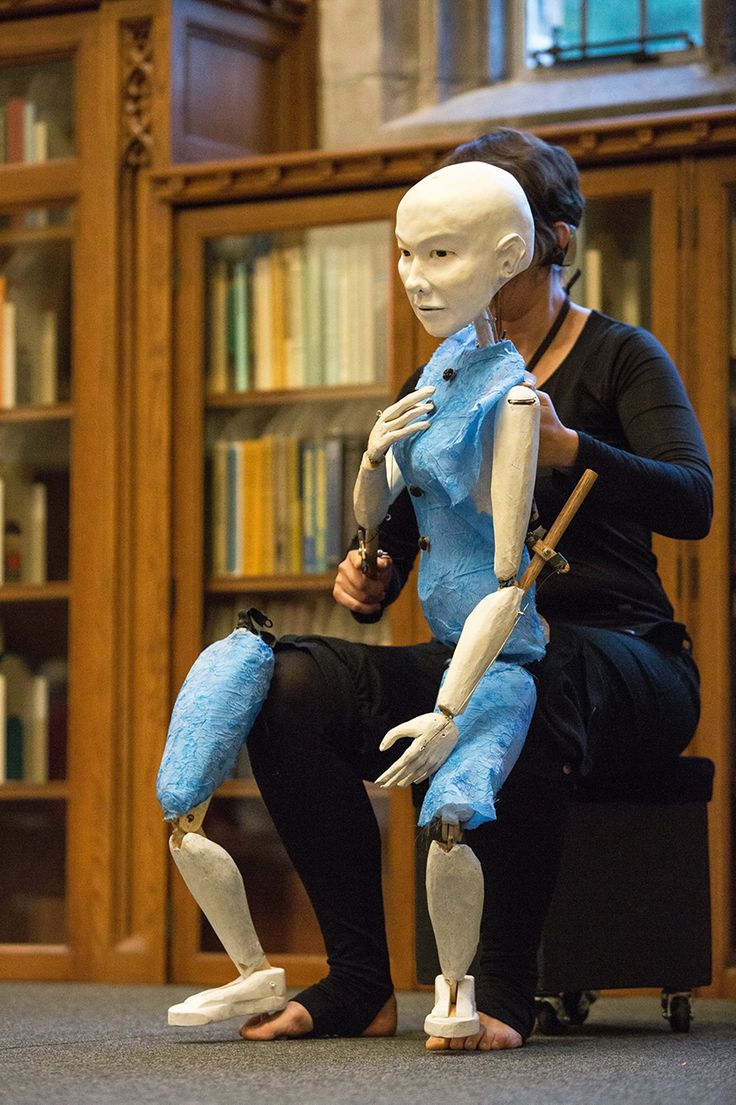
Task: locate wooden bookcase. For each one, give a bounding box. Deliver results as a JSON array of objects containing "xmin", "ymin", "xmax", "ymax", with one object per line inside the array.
[
  {"xmin": 0, "ymin": 0, "xmax": 315, "ymax": 984},
  {"xmin": 142, "ymin": 109, "xmax": 736, "ymax": 995}
]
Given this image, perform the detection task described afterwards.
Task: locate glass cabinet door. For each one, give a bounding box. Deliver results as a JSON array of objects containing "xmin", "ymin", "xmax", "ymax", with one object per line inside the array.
[
  {"xmin": 0, "ymin": 205, "xmax": 72, "ymax": 947},
  {"xmin": 0, "ymin": 58, "xmax": 74, "ymax": 165},
  {"xmin": 171, "ymin": 190, "xmax": 420, "ymax": 988}
]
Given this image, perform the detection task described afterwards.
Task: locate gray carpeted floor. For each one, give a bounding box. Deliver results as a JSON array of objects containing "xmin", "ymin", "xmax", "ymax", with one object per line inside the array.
[{"xmin": 0, "ymin": 983, "xmax": 734, "ymax": 1105}]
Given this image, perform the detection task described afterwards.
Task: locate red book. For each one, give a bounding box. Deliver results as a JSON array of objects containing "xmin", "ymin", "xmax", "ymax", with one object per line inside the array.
[{"xmin": 5, "ymin": 96, "xmax": 25, "ymax": 163}]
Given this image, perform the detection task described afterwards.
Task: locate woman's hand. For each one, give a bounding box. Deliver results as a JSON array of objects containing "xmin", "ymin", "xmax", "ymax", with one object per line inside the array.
[
  {"xmin": 536, "ymin": 390, "xmax": 579, "ymax": 469},
  {"xmin": 333, "ymin": 550, "xmax": 393, "ymax": 615}
]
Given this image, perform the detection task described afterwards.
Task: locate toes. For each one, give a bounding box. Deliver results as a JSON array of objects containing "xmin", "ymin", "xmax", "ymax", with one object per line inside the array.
[{"xmin": 425, "ymin": 1035, "xmax": 450, "ymax": 1050}]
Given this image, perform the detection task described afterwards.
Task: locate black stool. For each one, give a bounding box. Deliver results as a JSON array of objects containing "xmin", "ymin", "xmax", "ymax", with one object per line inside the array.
[{"xmin": 414, "ymin": 756, "xmax": 714, "ymax": 1034}]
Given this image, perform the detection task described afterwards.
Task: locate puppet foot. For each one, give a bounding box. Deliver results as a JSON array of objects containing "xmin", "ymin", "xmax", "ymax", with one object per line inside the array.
[
  {"xmin": 424, "ymin": 975, "xmax": 479, "ymax": 1039},
  {"xmin": 168, "ymin": 968, "xmax": 287, "ymax": 1026}
]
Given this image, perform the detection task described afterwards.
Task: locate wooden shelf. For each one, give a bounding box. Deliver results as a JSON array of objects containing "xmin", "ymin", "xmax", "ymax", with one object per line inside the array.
[
  {"xmin": 207, "ymin": 573, "xmax": 335, "ymax": 594},
  {"xmin": 0, "ymin": 581, "xmax": 70, "ymax": 602},
  {"xmin": 206, "ymin": 383, "xmax": 388, "ymax": 408},
  {"xmin": 0, "ymin": 403, "xmax": 72, "ymax": 423},
  {"xmin": 0, "ymin": 781, "xmax": 68, "ymax": 800}
]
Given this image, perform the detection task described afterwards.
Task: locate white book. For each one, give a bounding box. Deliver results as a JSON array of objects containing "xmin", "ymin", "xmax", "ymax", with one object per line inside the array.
[
  {"xmin": 24, "ymin": 674, "xmax": 49, "ymax": 783},
  {"xmin": 283, "ymin": 247, "xmax": 305, "ymax": 389},
  {"xmin": 2, "ymin": 300, "xmax": 17, "ymax": 408},
  {"xmin": 33, "ymin": 118, "xmax": 48, "ymax": 163},
  {"xmin": 35, "ymin": 310, "xmax": 58, "ymax": 405},
  {"xmin": 584, "ymin": 247, "xmax": 603, "ymax": 313},
  {"xmin": 26, "ymin": 481, "xmax": 47, "ymax": 585}
]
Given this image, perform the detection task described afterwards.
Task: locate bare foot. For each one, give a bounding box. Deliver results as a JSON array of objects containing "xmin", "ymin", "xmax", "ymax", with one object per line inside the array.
[
  {"xmin": 240, "ymin": 995, "xmax": 397, "ymax": 1040},
  {"xmin": 425, "ymin": 1011, "xmax": 523, "ymax": 1052}
]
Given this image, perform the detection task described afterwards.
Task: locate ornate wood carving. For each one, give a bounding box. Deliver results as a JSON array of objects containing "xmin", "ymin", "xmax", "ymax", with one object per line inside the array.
[
  {"xmin": 151, "ymin": 105, "xmax": 736, "ymax": 206},
  {"xmin": 122, "ymin": 20, "xmax": 153, "ymax": 170}
]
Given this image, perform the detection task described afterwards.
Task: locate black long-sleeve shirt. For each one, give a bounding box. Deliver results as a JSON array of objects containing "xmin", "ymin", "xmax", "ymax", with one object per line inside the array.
[{"xmin": 368, "ymin": 311, "xmax": 712, "ymax": 632}]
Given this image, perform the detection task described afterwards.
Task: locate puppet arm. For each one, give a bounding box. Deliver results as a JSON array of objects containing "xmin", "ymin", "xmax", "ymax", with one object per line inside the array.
[
  {"xmin": 376, "ymin": 385, "xmax": 540, "ymax": 789},
  {"xmin": 352, "ymin": 385, "xmax": 435, "ymax": 532}
]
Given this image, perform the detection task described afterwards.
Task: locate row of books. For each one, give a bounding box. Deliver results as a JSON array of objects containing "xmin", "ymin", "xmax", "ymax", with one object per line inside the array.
[
  {"xmin": 0, "ymin": 654, "xmax": 68, "ymax": 784},
  {"xmin": 206, "ymin": 596, "xmax": 391, "ymax": 649},
  {"xmin": 0, "ymin": 471, "xmax": 47, "ymax": 586},
  {"xmin": 207, "ymin": 223, "xmax": 390, "ymax": 393},
  {"xmin": 211, "ymin": 432, "xmax": 365, "ymax": 577},
  {"xmin": 0, "ymin": 278, "xmax": 59, "ymax": 409},
  {"xmin": 0, "ymin": 97, "xmax": 51, "ymax": 164}
]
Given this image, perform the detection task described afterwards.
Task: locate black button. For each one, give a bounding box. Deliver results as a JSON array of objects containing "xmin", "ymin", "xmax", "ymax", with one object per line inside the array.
[
  {"xmin": 418, "ymin": 535, "xmax": 431, "ymax": 552},
  {"xmin": 442, "ymin": 368, "xmax": 455, "ymax": 381},
  {"xmin": 409, "ymin": 485, "xmax": 423, "ymax": 497}
]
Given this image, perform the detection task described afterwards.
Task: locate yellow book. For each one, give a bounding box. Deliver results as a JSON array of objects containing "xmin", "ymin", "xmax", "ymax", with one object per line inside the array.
[
  {"xmin": 286, "ymin": 436, "xmax": 302, "ymax": 574},
  {"xmin": 260, "ymin": 435, "xmax": 275, "ymax": 577},
  {"xmin": 242, "ymin": 438, "xmax": 259, "ymax": 576}
]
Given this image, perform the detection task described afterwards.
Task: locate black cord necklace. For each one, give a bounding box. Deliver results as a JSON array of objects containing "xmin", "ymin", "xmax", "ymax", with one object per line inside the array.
[{"xmin": 525, "ymin": 293, "xmax": 571, "ymax": 373}]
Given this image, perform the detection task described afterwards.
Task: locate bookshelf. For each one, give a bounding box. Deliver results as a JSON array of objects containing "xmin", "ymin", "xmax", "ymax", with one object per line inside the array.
[
  {"xmin": 145, "ymin": 114, "xmax": 736, "ymax": 995},
  {"xmin": 0, "ymin": 0, "xmax": 315, "ymax": 984}
]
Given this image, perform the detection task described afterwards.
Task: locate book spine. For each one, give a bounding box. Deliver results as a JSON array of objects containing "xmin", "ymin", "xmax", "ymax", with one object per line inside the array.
[
  {"xmin": 24, "ymin": 674, "xmax": 49, "ymax": 784},
  {"xmin": 27, "ymin": 481, "xmax": 47, "ymax": 585},
  {"xmin": 232, "ymin": 260, "xmax": 250, "ymax": 392},
  {"xmin": 36, "ymin": 310, "xmax": 58, "ymax": 406},
  {"xmin": 314, "ymin": 441, "xmax": 328, "ymax": 572},
  {"xmin": 208, "ymin": 259, "xmax": 229, "ymax": 394},
  {"xmin": 2, "ymin": 300, "xmax": 17, "ymax": 409},
  {"xmin": 301, "ymin": 443, "xmax": 316, "ymax": 573},
  {"xmin": 5, "ymin": 96, "xmax": 25, "ymax": 163},
  {"xmin": 211, "ymin": 441, "xmax": 229, "ymax": 577},
  {"xmin": 325, "ymin": 437, "xmax": 344, "ymax": 568},
  {"xmin": 584, "ymin": 247, "xmax": 603, "ymax": 313}
]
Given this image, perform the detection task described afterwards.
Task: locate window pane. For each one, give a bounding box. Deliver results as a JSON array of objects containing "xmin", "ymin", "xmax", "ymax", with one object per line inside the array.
[{"xmin": 526, "ymin": 0, "xmax": 701, "ymax": 64}]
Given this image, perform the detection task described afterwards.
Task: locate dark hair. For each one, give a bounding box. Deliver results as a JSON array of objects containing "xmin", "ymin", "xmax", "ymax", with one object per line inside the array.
[{"xmin": 442, "ymin": 129, "xmax": 585, "ymax": 267}]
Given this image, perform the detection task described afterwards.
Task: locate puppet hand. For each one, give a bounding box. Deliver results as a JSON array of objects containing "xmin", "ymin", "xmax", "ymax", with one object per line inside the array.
[
  {"xmin": 375, "ymin": 712, "xmax": 459, "ymax": 787},
  {"xmin": 366, "ymin": 386, "xmax": 435, "ymax": 465}
]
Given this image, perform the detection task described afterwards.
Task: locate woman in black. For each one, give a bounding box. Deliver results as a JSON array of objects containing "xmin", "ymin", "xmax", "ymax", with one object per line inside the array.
[{"xmin": 241, "ymin": 129, "xmax": 712, "ymax": 1050}]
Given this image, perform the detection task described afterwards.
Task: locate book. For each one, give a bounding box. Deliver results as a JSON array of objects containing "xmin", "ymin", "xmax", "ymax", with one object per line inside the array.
[
  {"xmin": 36, "ymin": 310, "xmax": 58, "ymax": 405},
  {"xmin": 5, "ymin": 96, "xmax": 25, "ymax": 163},
  {"xmin": 325, "ymin": 437, "xmax": 344, "ymax": 568},
  {"xmin": 226, "ymin": 442, "xmax": 242, "ymax": 575},
  {"xmin": 253, "ymin": 252, "xmax": 274, "ymax": 390},
  {"xmin": 232, "ymin": 259, "xmax": 250, "ymax": 392},
  {"xmin": 283, "ymin": 246, "xmax": 306, "ymax": 389},
  {"xmin": 26, "ymin": 481, "xmax": 47, "ymax": 584},
  {"xmin": 584, "ymin": 247, "xmax": 603, "ymax": 312},
  {"xmin": 242, "ymin": 438, "xmax": 260, "ymax": 575},
  {"xmin": 24, "ymin": 674, "xmax": 49, "ymax": 784},
  {"xmin": 301, "ymin": 442, "xmax": 317, "ymax": 572},
  {"xmin": 259, "ymin": 436, "xmax": 276, "ymax": 576},
  {"xmin": 2, "ymin": 298, "xmax": 17, "ymax": 409},
  {"xmin": 207, "ymin": 259, "xmax": 229, "ymax": 393},
  {"xmin": 0, "ymin": 653, "xmax": 33, "ymax": 782}
]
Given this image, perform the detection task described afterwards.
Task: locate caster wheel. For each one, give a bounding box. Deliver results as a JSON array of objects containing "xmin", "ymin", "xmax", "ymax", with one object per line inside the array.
[
  {"xmin": 561, "ymin": 990, "xmax": 597, "ymax": 1026},
  {"xmin": 668, "ymin": 994, "xmax": 692, "ymax": 1033},
  {"xmin": 535, "ymin": 997, "xmax": 567, "ymax": 1035}
]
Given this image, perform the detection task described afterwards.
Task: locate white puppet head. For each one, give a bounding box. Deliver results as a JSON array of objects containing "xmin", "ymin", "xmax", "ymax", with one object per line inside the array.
[{"xmin": 395, "ymin": 161, "xmax": 534, "ymax": 338}]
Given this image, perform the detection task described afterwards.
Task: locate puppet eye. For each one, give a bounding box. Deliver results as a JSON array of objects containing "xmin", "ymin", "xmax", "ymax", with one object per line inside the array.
[{"xmin": 431, "ymin": 249, "xmax": 451, "ymax": 259}]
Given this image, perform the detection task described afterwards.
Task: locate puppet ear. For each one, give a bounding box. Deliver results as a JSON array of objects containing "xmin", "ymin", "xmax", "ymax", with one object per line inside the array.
[{"xmin": 496, "ymin": 231, "xmax": 531, "ymax": 281}]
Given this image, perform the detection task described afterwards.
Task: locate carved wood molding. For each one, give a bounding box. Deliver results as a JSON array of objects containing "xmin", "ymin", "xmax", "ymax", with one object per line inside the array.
[
  {"xmin": 150, "ymin": 105, "xmax": 736, "ymax": 206},
  {"xmin": 121, "ymin": 19, "xmax": 153, "ymax": 171},
  {"xmin": 207, "ymin": 0, "xmax": 310, "ymax": 28}
]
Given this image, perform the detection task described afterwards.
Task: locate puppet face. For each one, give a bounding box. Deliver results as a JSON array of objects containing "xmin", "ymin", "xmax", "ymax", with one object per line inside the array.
[{"xmin": 395, "ymin": 162, "xmax": 534, "ymax": 338}]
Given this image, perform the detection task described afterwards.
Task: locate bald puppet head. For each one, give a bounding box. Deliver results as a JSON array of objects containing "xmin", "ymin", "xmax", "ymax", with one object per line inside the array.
[{"xmin": 395, "ymin": 161, "xmax": 534, "ymax": 338}]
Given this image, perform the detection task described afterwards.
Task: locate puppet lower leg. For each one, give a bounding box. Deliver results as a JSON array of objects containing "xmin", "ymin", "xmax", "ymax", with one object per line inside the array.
[
  {"xmin": 424, "ymin": 821, "xmax": 484, "ymax": 1038},
  {"xmin": 166, "ymin": 801, "xmax": 287, "ymax": 1026}
]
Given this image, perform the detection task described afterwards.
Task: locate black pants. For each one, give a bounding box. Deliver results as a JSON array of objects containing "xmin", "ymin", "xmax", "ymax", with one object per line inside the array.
[{"xmin": 246, "ymin": 623, "xmax": 700, "ymax": 1038}]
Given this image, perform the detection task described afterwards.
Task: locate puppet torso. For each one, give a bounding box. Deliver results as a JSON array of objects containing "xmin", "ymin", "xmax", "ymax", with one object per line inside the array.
[{"xmin": 392, "ymin": 328, "xmax": 546, "ymax": 660}]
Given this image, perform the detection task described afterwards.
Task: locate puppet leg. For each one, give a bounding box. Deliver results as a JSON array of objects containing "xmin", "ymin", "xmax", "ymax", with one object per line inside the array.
[
  {"xmin": 167, "ymin": 800, "xmax": 287, "ymax": 1026},
  {"xmin": 424, "ymin": 821, "xmax": 484, "ymax": 1038}
]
